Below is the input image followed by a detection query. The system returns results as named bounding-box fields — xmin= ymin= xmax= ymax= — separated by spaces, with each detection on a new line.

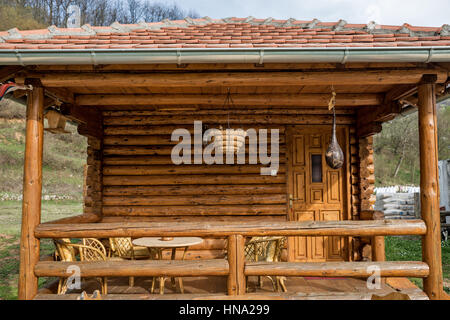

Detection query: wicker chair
xmin=244 ymin=236 xmax=287 ymax=292
xmin=108 ymin=237 xmax=152 ymax=287
xmin=53 ymin=238 xmax=109 ymax=295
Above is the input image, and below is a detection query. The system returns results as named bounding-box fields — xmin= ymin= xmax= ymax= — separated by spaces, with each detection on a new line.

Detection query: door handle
xmin=289 ymin=194 xmax=300 ymax=207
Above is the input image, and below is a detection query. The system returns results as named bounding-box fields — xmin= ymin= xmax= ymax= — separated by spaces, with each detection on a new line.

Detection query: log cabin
xmin=1 ymin=17 xmax=450 ymax=300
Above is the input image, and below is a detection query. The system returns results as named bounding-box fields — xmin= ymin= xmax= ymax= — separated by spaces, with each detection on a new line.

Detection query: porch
xmin=2 ymin=18 xmax=450 ymax=301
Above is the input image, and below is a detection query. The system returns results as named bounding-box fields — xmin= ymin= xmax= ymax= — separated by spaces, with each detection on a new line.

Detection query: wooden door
xmin=287 ymin=125 xmax=349 ymax=262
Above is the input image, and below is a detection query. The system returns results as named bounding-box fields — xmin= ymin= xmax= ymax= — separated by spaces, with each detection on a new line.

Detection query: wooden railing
xmin=34 ymin=219 xmax=430 ymax=298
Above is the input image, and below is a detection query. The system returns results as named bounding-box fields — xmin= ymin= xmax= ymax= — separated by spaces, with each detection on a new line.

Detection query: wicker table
xmin=132 ymin=237 xmax=203 ymax=294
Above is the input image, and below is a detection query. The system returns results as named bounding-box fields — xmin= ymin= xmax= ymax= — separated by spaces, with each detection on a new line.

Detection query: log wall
xmin=93 ymin=108 xmax=356 ymax=258
xmin=353 ymin=136 xmax=377 ymax=261
xmin=84 ymin=136 xmax=103 ymax=217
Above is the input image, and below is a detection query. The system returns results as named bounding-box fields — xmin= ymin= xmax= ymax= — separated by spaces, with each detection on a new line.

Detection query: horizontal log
xmin=104 ymin=125 xmax=286 ymax=136
xmin=100 ymin=215 xmax=287 ymax=223
xmin=103 ymin=184 xmax=286 ymax=196
xmin=103 ymin=145 xmax=286 ymax=156
xmin=35 ymin=220 xmax=427 ymax=238
xmin=245 ymin=261 xmax=429 ymax=278
xmin=78 ymin=93 xmax=380 ymax=107
xmin=27 ymin=69 xmax=448 ymax=87
xmin=34 ymin=259 xmax=229 ymax=277
xmin=159 ymin=249 xmax=226 ymax=260
xmin=103 ymin=165 xmax=286 ymax=176
xmin=102 ymin=109 xmax=356 ymax=116
xmin=102 ymin=194 xmax=286 ymax=206
xmin=32 ymin=290 xmax=429 ymax=300
xmin=102 ymin=155 xmax=286 ymax=165
xmin=102 ymin=205 xmax=287 ymax=216
xmin=103 ymin=135 xmax=285 ymax=146
xmin=186 ymin=238 xmax=227 ymax=250
xmin=103 ymin=174 xmax=286 ymax=186
xmin=102 ymin=114 xmax=355 ymax=126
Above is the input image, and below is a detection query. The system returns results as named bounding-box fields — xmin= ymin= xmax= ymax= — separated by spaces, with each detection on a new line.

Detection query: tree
xmin=0 ymin=5 xmax=45 ymax=31
xmin=373 ymin=101 xmax=450 ymax=186
xmin=0 ymin=0 xmax=201 ymax=30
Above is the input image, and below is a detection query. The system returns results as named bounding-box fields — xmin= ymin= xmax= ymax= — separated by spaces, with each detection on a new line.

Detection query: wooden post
xmin=418 ymin=75 xmax=447 ymax=300
xmin=227 ymin=235 xmax=246 ymax=295
xmin=18 ymin=82 xmax=44 ymax=300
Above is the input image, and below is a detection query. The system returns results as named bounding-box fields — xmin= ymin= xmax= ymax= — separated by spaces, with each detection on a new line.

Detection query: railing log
xmin=35 ymin=220 xmax=427 ymax=239
xmin=35 ymin=259 xmax=228 ymax=277
xmin=245 ymin=261 xmax=429 ymax=278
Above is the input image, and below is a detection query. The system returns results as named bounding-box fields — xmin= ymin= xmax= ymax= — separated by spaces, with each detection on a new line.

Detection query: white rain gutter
xmin=0 ymin=47 xmax=450 ymax=65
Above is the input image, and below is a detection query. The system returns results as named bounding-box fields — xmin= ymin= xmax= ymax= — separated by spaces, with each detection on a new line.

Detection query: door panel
xmin=292 ymin=211 xmax=314 ymax=260
xmin=287 ymin=126 xmax=349 ymax=262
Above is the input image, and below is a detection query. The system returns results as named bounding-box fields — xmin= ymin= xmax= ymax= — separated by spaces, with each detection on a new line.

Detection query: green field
xmin=0 ymin=200 xmax=81 ymax=300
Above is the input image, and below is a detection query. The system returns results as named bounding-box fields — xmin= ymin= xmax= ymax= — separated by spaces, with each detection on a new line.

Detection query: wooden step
xmin=35 ymin=259 xmax=229 ymax=278
xmin=33 ymin=290 xmax=429 ymax=300
xmin=35 ymin=219 xmax=426 ymax=238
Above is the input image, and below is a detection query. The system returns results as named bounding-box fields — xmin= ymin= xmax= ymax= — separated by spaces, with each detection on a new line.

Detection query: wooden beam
xmin=20 ymin=69 xmax=448 ymax=87
xmin=384 ymin=84 xmax=418 ymax=103
xmin=76 ymin=93 xmax=382 ymax=107
xmin=45 ymin=87 xmax=75 ymax=105
xmin=245 ymin=261 xmax=429 ymax=278
xmin=356 ymin=122 xmax=382 ymax=138
xmin=59 ymin=104 xmax=101 ymax=125
xmin=102 ymin=114 xmax=355 ymax=125
xmin=34 ymin=220 xmax=427 ymax=238
xmin=18 ymin=81 xmax=44 ymax=300
xmin=418 ymin=74 xmax=448 ymax=300
xmin=102 ymin=108 xmax=356 ymax=116
xmin=58 ymin=104 xmax=103 ymax=138
xmin=356 ymin=102 xmax=402 ymax=137
xmin=35 ymin=259 xmax=229 ymax=277
xmin=0 ymin=66 xmax=23 ymax=82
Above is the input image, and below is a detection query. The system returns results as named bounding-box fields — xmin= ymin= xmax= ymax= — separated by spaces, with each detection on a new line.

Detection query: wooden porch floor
xmin=35 ymin=276 xmax=428 ymax=300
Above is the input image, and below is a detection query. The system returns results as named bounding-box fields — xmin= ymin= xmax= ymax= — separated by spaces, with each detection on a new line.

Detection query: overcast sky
xmin=174 ymin=0 xmax=450 ymax=27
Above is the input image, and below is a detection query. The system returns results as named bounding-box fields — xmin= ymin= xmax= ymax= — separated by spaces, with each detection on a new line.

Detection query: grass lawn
xmin=385 ymin=235 xmax=450 ymax=293
xmin=0 ymin=200 xmax=449 ymax=299
xmin=0 ymin=200 xmax=81 ymax=300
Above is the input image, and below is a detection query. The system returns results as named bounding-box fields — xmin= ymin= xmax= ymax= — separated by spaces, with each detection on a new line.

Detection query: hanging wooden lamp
xmin=325 ymin=88 xmax=344 ymax=169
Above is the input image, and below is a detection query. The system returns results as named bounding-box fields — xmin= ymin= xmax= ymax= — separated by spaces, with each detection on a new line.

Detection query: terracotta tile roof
xmin=0 ymin=17 xmax=449 ymax=50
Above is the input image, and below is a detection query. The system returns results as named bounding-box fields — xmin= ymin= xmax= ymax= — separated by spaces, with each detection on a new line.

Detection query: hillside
xmin=0 ymin=99 xmax=87 ymax=201
xmin=374 ymin=102 xmax=450 ymax=187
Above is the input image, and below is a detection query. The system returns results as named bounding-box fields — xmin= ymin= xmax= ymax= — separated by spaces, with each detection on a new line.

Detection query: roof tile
xmin=0 ymin=18 xmax=448 ymax=50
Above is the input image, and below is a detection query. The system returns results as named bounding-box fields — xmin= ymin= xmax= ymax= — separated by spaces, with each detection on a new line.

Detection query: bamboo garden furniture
xmin=108 ymin=237 xmax=152 ymax=287
xmin=132 ymin=237 xmax=204 ymax=294
xmin=244 ymin=236 xmax=287 ymax=293
xmin=53 ymin=238 xmax=108 ymax=294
